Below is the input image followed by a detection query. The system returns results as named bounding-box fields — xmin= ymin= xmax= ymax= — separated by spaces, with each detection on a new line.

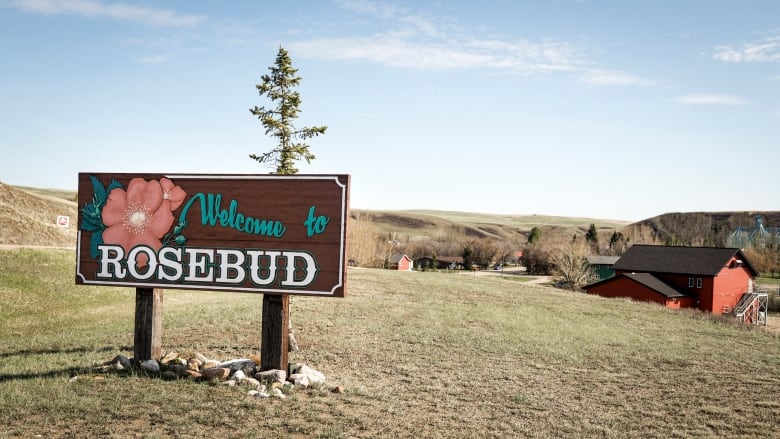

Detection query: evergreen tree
xmin=585 ymin=223 xmax=598 ymax=244
xmin=462 ymin=246 xmax=473 ymax=269
xmin=249 ymin=46 xmax=327 ymax=174
xmin=528 ymin=227 xmax=541 ymax=244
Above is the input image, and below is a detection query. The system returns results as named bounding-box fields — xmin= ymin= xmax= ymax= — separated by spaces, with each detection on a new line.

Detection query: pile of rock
xmin=96 ymin=352 xmax=343 ymax=398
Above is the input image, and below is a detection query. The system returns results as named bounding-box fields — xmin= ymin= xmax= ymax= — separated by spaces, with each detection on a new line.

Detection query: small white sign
xmin=56 ymin=215 xmax=70 ymax=228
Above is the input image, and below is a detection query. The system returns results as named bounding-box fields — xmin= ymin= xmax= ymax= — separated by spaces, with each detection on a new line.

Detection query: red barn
xmin=583 ymin=245 xmax=758 ymax=314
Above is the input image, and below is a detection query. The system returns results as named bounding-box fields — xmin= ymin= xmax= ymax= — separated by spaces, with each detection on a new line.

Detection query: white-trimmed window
xmin=696 ymin=277 xmax=702 ymax=288
xmin=689 ymin=277 xmax=694 ymax=288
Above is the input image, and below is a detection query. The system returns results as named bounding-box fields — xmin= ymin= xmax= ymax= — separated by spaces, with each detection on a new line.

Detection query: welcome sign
xmin=76 ymin=173 xmax=349 ymax=297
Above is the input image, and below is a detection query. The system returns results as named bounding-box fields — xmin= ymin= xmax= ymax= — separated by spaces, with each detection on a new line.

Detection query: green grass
xmin=1 ymin=248 xmax=779 ymax=438
xmin=757 ymin=276 xmax=780 ymax=286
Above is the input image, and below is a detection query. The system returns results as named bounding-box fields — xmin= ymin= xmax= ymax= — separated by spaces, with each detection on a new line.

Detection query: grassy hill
xmin=352 ymin=208 xmax=630 ymax=243
xmin=3 ymin=181 xmax=778 ymax=251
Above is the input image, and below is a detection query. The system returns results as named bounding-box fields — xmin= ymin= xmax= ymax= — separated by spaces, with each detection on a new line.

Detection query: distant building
xmin=389 ymin=254 xmax=413 ymax=271
xmin=415 ymin=256 xmax=464 ymax=270
xmin=586 ymin=255 xmax=620 ymax=280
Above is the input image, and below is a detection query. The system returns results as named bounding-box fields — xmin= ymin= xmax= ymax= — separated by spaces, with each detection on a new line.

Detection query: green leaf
xmin=89 ymin=230 xmax=104 ymax=259
xmin=89 ymin=175 xmax=107 ymax=204
xmin=107 ymin=179 xmax=123 ymax=194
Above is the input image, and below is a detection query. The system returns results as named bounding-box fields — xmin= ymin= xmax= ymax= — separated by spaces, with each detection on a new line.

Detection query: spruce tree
xmin=249 ymin=46 xmax=327 ymax=174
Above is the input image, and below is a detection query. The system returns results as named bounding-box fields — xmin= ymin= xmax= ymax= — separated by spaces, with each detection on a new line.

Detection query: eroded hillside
xmin=0 ymin=182 xmax=77 ymax=247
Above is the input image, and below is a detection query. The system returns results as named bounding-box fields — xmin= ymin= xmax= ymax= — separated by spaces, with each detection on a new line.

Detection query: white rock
xmin=243 ymin=377 xmax=261 ymax=387
xmin=232 ymin=370 xmax=246 ymax=383
xmin=223 ymin=379 xmax=236 ymax=387
xmin=297 ymin=364 xmax=325 ymax=385
xmin=271 ymin=388 xmax=286 ymax=399
xmin=289 ymin=373 xmax=310 ymax=388
xmin=247 ymin=390 xmax=259 ymax=397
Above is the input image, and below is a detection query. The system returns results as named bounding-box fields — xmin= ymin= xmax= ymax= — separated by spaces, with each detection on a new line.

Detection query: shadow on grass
xmin=0 ymin=366 xmax=91 ymax=382
xmin=0 ymin=345 xmax=132 ymax=359
xmin=0 ymin=345 xmax=133 ymax=382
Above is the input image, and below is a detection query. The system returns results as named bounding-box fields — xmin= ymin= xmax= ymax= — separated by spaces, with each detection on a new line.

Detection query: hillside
xmin=352 ymin=208 xmax=630 ymax=243
xmin=0 ymin=182 xmax=77 ymax=247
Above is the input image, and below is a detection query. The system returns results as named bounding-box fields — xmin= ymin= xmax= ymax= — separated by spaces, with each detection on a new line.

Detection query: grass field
xmin=1 ymin=248 xmax=779 ymax=438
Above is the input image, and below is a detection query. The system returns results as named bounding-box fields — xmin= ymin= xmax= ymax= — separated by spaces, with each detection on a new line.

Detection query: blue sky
xmin=1 ymin=0 xmax=778 ymax=221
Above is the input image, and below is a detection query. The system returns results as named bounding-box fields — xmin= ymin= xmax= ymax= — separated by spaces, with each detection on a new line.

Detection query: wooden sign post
xmin=76 ymin=174 xmax=349 ymax=366
xmin=134 ymin=288 xmax=163 ymax=361
xmin=261 ymin=295 xmax=289 ymax=370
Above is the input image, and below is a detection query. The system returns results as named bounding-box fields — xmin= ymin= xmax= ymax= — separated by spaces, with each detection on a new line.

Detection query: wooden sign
xmin=76 ymin=173 xmax=349 ymax=297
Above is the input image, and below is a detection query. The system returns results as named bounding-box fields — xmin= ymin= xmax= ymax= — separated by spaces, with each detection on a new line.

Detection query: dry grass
xmin=1 ymin=248 xmax=779 ymax=438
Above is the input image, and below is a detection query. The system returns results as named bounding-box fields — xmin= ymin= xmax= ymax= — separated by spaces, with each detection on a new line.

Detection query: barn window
xmin=696 ymin=278 xmax=702 ymax=288
xmin=688 ymin=277 xmax=694 ymax=288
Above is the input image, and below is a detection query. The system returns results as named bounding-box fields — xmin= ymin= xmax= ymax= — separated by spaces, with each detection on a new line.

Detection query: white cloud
xmin=139 ymin=54 xmax=169 ymax=64
xmin=674 ymin=94 xmax=750 ymax=106
xmin=581 ymin=69 xmax=658 ymax=86
xmin=292 ymin=1 xmax=584 ymax=74
xmin=289 ymin=35 xmax=583 ymax=74
xmin=8 ymin=0 xmax=204 ymax=27
xmin=294 ymin=0 xmax=658 ymax=83
xmin=713 ymin=35 xmax=780 ymax=63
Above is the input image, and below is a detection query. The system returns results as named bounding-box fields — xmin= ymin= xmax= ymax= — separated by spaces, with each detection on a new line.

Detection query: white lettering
xmin=215 ymin=249 xmax=245 ymax=284
xmin=158 ymin=247 xmax=183 ymax=281
xmin=184 ymin=248 xmax=214 ymax=282
xmin=127 ymin=246 xmax=156 ymax=280
xmin=97 ymin=244 xmax=125 ymax=278
xmin=248 ymin=250 xmax=280 ymax=286
xmin=281 ymin=251 xmax=317 ymax=287
xmin=92 ymin=246 xmax=321 ymax=290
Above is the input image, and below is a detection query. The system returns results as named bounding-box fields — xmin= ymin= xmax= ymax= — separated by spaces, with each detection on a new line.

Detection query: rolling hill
xmin=2 ymin=181 xmax=777 ymax=250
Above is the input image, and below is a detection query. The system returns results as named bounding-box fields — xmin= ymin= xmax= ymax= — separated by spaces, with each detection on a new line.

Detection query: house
xmin=415 ymin=256 xmax=464 ymax=271
xmin=388 ymin=253 xmax=414 ymax=271
xmin=586 ymin=255 xmax=620 ymax=280
xmin=583 ymin=245 xmax=758 ymax=314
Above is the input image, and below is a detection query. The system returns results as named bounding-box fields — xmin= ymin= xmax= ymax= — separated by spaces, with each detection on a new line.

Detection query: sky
xmin=1 ymin=0 xmax=779 ymax=222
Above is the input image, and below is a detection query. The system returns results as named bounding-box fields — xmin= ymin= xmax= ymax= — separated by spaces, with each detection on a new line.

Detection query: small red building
xmin=583 ymin=245 xmax=758 ymax=314
xmin=389 ymin=253 xmax=414 ymax=271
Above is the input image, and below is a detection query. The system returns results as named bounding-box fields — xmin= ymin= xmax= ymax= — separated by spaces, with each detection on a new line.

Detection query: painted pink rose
xmin=160 ymin=177 xmax=186 ymax=211
xmin=101 ymin=178 xmax=174 ymax=268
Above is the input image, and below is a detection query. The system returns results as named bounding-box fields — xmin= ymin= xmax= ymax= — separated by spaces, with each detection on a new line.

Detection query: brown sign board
xmin=75 ymin=173 xmax=349 ymax=297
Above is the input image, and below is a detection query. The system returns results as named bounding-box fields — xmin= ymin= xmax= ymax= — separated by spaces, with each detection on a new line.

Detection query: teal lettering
xmin=304 ymin=205 xmax=329 ymax=237
xmin=178 ymin=192 xmax=286 ymax=238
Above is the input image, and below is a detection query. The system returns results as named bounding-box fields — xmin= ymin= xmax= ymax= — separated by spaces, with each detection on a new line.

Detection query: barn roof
xmin=586 ymin=255 xmax=620 ymax=265
xmin=389 ymin=253 xmax=411 ymax=263
xmin=583 ymin=272 xmax=691 ymax=299
xmin=613 ymin=245 xmax=758 ymax=277
xmin=623 ymin=273 xmax=691 ymax=298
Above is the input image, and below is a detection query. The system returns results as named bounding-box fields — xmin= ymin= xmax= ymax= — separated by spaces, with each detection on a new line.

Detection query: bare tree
xmin=348 ymin=212 xmax=379 ymax=267
xmin=551 ymin=241 xmax=592 ymax=290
